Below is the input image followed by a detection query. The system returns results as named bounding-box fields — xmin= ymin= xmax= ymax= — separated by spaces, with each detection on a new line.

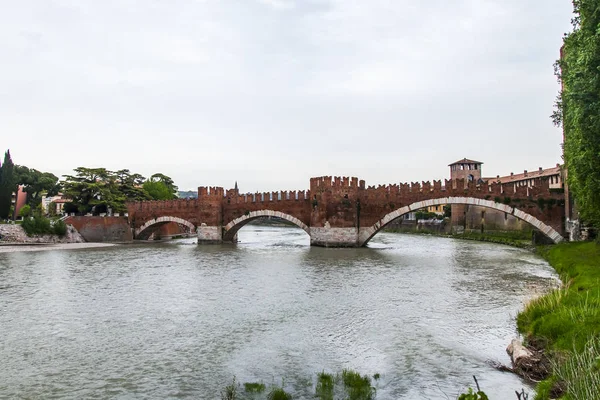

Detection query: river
xmin=0 ymin=226 xmax=558 ymax=399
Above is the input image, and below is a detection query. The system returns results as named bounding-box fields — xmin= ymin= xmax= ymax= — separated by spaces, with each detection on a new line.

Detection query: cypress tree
xmin=0 ymin=150 xmax=15 ymax=219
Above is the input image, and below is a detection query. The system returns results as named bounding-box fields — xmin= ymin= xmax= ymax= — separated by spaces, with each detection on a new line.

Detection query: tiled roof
xmin=485 ymin=165 xmax=562 ymax=184
xmin=448 ymin=158 xmax=483 ymax=166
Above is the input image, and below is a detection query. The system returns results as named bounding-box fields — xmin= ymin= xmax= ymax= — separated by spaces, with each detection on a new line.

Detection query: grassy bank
xmin=383 ymin=228 xmax=534 ymax=248
xmin=517 ymin=242 xmax=600 ymax=399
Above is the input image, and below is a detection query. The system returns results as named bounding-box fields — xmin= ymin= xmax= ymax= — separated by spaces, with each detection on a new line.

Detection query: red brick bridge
xmin=126 ymin=176 xmax=566 ymax=246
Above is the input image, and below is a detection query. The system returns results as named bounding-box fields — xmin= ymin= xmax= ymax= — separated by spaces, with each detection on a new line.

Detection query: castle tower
xmin=449 ymin=158 xmax=483 ymax=183
xmin=449 ymin=158 xmax=483 ymax=233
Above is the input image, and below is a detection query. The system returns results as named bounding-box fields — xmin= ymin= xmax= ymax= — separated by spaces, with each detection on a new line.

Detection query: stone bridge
xmin=126 ymin=176 xmax=566 ymax=247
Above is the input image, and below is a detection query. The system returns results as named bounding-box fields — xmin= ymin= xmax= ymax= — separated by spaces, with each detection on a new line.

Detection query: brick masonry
xmin=66 ymin=216 xmax=133 ymax=243
xmin=126 ymin=176 xmax=566 ymax=246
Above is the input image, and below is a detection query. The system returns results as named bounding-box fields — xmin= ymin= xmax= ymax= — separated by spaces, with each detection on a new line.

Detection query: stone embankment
xmin=0 ymin=224 xmax=85 ymax=244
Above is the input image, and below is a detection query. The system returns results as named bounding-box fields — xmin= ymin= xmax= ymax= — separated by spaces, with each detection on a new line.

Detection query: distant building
xmin=449 ymin=158 xmax=483 ymax=183
xmin=42 ymin=194 xmax=69 ymax=215
xmin=449 ymin=158 xmax=564 ymax=234
xmin=11 ymin=186 xmax=27 ymax=219
xmin=486 ymin=164 xmax=563 ymax=191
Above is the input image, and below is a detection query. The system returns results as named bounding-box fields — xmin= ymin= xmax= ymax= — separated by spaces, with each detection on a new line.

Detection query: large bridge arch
xmin=358 ymin=197 xmax=564 ymax=246
xmin=135 ymin=216 xmax=196 ymax=240
xmin=223 ymin=210 xmax=310 ymax=242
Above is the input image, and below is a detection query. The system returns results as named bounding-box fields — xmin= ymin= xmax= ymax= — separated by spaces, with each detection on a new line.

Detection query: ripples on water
xmin=0 ymin=227 xmax=557 ymax=399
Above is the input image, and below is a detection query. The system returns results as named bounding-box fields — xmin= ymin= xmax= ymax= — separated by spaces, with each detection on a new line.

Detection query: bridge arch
xmin=135 ymin=216 xmax=196 ymax=240
xmin=358 ymin=197 xmax=564 ymax=246
xmin=223 ymin=210 xmax=310 ymax=241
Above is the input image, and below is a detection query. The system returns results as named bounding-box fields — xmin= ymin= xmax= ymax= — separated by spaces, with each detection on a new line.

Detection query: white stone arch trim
xmin=135 ymin=216 xmax=196 ymax=237
xmin=224 ymin=210 xmax=310 ymax=235
xmin=358 ymin=197 xmax=564 ymax=246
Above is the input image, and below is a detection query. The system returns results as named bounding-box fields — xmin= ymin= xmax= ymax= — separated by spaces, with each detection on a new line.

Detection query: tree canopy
xmin=142 ymin=173 xmax=179 ymax=200
xmin=14 ymin=165 xmax=61 ymax=208
xmin=62 ymin=168 xmax=178 ymax=214
xmin=555 ymin=0 xmax=600 ymax=226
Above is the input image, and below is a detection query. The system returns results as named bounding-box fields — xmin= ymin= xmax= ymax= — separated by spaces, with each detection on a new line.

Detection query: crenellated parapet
xmin=198 ymin=186 xmax=225 ymax=197
xmin=127 ymin=174 xmax=566 ymax=245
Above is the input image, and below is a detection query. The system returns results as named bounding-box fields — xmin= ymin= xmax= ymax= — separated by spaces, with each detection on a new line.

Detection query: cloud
xmin=0 ymin=0 xmax=573 ymax=191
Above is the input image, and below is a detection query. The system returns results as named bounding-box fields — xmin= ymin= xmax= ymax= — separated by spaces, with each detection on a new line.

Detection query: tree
xmin=554 ymin=1 xmax=600 ymax=226
xmin=62 ymin=167 xmax=126 ymax=214
xmin=19 ymin=204 xmax=31 ymax=218
xmin=14 ymin=165 xmax=61 ymax=208
xmin=115 ymin=169 xmax=151 ymax=202
xmin=143 ymin=173 xmax=178 ymax=200
xmin=61 ymin=167 xmax=179 ymax=214
xmin=0 ymin=150 xmax=15 ymax=219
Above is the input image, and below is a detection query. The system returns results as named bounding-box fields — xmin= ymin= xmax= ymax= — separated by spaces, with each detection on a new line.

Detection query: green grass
xmin=244 ymin=382 xmax=266 ymax=393
xmin=266 ymin=386 xmax=292 ymax=400
xmin=384 ymin=228 xmax=534 ymax=248
xmin=315 ymin=371 xmax=334 ymax=400
xmin=517 ymin=242 xmax=600 ymax=399
xmin=341 ymin=369 xmax=375 ymax=400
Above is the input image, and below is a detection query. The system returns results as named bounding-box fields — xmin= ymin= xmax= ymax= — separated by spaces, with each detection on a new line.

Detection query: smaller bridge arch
xmin=358 ymin=197 xmax=564 ymax=246
xmin=135 ymin=216 xmax=196 ymax=240
xmin=223 ymin=210 xmax=310 ymax=242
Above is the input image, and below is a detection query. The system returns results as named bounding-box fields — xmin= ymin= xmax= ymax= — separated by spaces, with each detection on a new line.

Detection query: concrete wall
xmin=65 ymin=216 xmax=133 ymax=243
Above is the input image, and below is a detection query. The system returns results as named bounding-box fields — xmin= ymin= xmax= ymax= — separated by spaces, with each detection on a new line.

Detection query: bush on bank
xmin=21 ymin=215 xmax=67 ymax=237
xmin=517 ymin=242 xmax=600 ymax=399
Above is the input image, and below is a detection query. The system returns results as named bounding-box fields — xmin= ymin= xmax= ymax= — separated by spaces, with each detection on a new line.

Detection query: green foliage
xmin=554 ymin=1 xmax=600 ymax=227
xmin=143 ymin=180 xmax=175 ymax=200
xmin=0 ymin=150 xmax=15 ymax=219
xmin=21 ymin=215 xmax=52 ymax=236
xmin=458 ymin=377 xmax=489 ymax=400
xmin=518 ymin=242 xmax=600 ymax=399
xmin=13 ymin=165 xmax=60 ymax=208
xmin=244 ymin=382 xmax=266 ymax=393
xmin=221 ymin=376 xmax=239 ymax=400
xmin=62 ymin=168 xmax=175 ymax=214
xmin=145 ymin=173 xmax=178 ymax=200
xmin=554 ymin=336 xmax=600 ymax=400
xmin=341 ymin=369 xmax=375 ymax=400
xmin=443 ymin=205 xmax=452 ymax=218
xmin=457 ymin=387 xmax=489 ymax=400
xmin=315 ymin=371 xmax=334 ymax=400
xmin=267 ymin=386 xmax=292 ymax=400
xmin=19 ymin=204 xmax=31 ymax=218
xmin=53 ymin=219 xmax=67 ymax=236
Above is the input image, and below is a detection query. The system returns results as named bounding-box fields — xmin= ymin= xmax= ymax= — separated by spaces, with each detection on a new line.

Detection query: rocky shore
xmin=0 ymin=224 xmax=85 ymax=244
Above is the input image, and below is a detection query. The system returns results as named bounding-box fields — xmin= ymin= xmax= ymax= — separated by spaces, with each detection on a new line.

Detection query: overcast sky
xmin=1 ymin=0 xmax=573 ymax=191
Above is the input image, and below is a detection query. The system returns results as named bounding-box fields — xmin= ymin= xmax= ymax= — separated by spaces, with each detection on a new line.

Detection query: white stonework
xmin=358 ymin=196 xmax=563 ymax=246
xmin=310 ymin=227 xmax=358 ymax=247
xmin=197 ymin=226 xmax=223 ymax=243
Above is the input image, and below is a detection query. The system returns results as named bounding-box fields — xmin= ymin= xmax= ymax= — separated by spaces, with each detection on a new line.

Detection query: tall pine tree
xmin=0 ymin=150 xmax=15 ymax=219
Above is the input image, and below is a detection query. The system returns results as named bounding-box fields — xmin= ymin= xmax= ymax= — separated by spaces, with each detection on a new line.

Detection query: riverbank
xmin=0 ymin=223 xmax=85 ymax=244
xmin=0 ymin=242 xmax=118 ymax=253
xmin=384 ymin=228 xmax=534 ymax=249
xmin=517 ymin=242 xmax=600 ymax=399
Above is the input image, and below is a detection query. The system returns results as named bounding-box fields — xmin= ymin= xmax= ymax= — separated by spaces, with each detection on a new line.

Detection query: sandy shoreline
xmin=0 ymin=242 xmax=119 ymax=253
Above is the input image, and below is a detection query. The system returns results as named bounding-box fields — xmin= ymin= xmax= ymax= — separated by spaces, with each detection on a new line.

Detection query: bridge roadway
xmin=126 ymin=176 xmax=566 ymax=247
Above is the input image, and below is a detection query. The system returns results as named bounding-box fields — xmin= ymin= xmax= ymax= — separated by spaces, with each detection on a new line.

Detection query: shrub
xmin=19 ymin=204 xmax=31 ymax=218
xmin=21 ymin=215 xmax=52 ymax=236
xmin=53 ymin=219 xmax=67 ymax=236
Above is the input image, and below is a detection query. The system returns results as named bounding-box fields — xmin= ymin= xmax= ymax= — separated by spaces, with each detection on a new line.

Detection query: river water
xmin=0 ymin=226 xmax=557 ymax=399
